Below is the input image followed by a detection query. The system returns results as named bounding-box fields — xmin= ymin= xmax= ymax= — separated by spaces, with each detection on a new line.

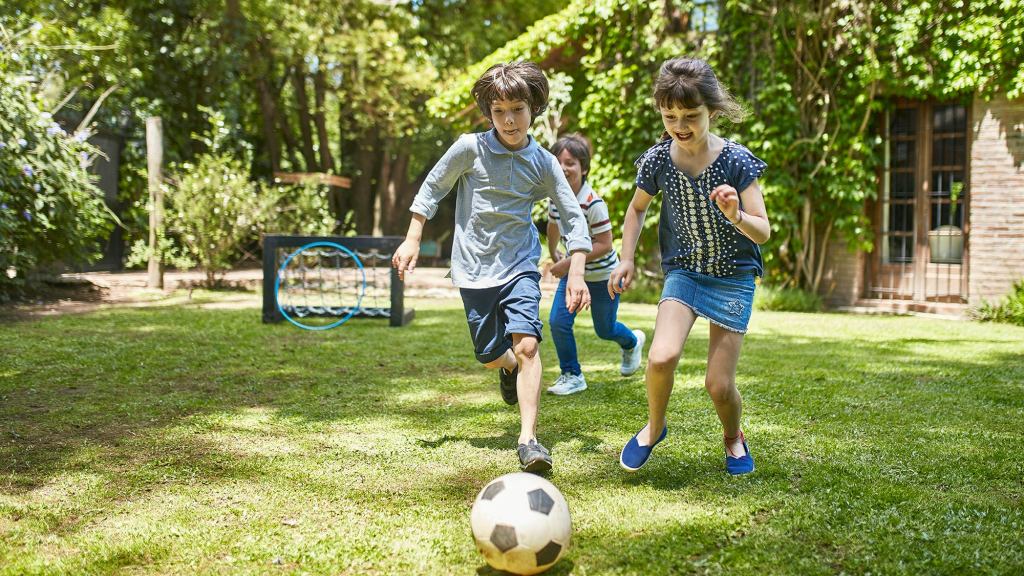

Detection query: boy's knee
xmin=482 ymin=357 xmax=504 ymax=369
xmin=593 ymin=324 xmax=615 ymax=340
xmin=513 ymin=337 xmax=539 ymax=360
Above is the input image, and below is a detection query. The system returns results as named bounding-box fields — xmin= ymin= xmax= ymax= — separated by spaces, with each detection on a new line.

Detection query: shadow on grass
xmin=477 ymin=559 xmax=576 ymax=575
xmin=2 ymin=305 xmax=1021 ymax=492
xmin=2 ymin=305 xmax=1023 ymax=572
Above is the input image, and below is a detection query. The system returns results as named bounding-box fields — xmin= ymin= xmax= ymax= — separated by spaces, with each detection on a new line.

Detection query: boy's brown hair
xmin=550 ymin=134 xmax=592 ymax=184
xmin=472 ymin=61 xmax=549 ymax=122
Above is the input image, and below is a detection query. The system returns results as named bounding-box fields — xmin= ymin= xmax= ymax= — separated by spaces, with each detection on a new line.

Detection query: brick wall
xmin=821 ymin=235 xmax=862 ymax=307
xmin=968 ymin=95 xmax=1024 ymax=305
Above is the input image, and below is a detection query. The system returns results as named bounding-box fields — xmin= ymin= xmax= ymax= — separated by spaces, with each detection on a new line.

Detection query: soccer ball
xmin=470 ymin=472 xmax=572 ymax=575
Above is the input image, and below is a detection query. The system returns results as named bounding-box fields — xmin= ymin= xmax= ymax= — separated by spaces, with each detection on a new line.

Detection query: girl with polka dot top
xmin=610 ymin=57 xmax=770 ymax=476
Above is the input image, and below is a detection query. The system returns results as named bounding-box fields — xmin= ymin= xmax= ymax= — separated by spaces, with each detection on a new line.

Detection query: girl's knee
xmin=647 ymin=347 xmax=680 ymax=372
xmin=704 ymin=377 xmax=738 ymax=403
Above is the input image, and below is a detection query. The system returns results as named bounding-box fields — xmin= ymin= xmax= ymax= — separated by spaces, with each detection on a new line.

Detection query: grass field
xmin=2 ymin=291 xmax=1022 ymax=575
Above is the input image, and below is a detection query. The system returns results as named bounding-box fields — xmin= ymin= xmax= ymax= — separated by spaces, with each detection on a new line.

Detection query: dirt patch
xmin=0 ymin=269 xmax=264 ymax=320
xmin=0 ymin=267 xmax=460 ymax=320
xmin=0 ymin=277 xmax=111 ymax=320
xmin=1 ymin=266 xmax=560 ymax=320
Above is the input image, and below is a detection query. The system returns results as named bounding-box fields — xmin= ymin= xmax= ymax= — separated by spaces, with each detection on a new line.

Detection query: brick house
xmin=821 ymin=95 xmax=1024 ymax=316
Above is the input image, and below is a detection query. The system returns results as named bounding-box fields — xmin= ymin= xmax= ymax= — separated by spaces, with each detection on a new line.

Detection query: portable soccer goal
xmin=262 ymin=235 xmax=414 ymax=328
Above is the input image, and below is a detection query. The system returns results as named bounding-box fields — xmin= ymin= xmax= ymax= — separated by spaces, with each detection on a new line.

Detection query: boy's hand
xmin=608 ymin=260 xmax=635 ymax=300
xmin=566 ymin=274 xmax=590 ymax=313
xmin=549 ymin=258 xmax=571 ymax=278
xmin=391 ymin=239 xmax=420 ymax=280
xmin=709 ymin=184 xmax=740 ymax=223
xmin=565 ymin=251 xmax=591 ymax=313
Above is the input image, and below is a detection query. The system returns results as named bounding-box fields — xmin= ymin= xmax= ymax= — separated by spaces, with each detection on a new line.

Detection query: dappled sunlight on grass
xmin=1 ymin=296 xmax=1022 ymax=574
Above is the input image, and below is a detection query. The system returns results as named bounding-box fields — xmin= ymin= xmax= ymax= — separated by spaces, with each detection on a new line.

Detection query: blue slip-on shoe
xmin=725 ymin=432 xmax=755 ymax=475
xmin=619 ymin=424 xmax=667 ymax=472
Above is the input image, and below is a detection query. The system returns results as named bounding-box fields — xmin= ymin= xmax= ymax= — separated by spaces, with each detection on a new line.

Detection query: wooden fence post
xmin=146 ymin=117 xmax=164 ymax=289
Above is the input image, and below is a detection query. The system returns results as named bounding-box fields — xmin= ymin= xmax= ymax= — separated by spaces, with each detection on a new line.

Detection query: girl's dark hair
xmin=550 ymin=133 xmax=592 ymax=183
xmin=472 ymin=61 xmax=549 ymax=122
xmin=653 ymin=57 xmax=745 ymax=123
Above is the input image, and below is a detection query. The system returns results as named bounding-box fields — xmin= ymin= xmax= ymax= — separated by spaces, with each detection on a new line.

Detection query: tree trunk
xmin=380 ymin=150 xmax=413 ymax=235
xmin=313 ymin=68 xmax=335 ymax=174
xmin=291 ymin=65 xmax=318 ymax=170
xmin=375 ymin=143 xmax=393 ymax=236
xmin=276 ymin=102 xmax=301 ymax=170
xmin=257 ymin=77 xmax=281 ymax=173
xmin=351 ymin=128 xmax=380 ymax=235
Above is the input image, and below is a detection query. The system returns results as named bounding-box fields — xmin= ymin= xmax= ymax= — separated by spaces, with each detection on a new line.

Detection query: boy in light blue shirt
xmin=392 ymin=61 xmax=592 ymax=472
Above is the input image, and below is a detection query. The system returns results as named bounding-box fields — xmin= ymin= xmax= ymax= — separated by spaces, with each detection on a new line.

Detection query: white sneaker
xmin=620 ymin=329 xmax=646 ymax=376
xmin=547 ymin=372 xmax=587 ymax=395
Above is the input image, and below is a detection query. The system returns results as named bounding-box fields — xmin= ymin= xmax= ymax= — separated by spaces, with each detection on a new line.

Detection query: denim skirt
xmin=660 ymin=269 xmax=756 ymax=333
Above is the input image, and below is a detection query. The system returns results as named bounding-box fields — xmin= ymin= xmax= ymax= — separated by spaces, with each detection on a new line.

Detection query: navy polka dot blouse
xmin=635 ymin=138 xmax=767 ymax=278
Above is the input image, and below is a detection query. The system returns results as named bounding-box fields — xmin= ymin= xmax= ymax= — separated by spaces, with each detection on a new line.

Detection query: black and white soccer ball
xmin=470 ymin=472 xmax=572 ymax=575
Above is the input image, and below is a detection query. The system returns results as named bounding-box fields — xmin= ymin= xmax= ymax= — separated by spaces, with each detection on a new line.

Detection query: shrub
xmin=972 ymin=280 xmax=1024 ymax=326
xmin=754 ymin=285 xmax=824 ymax=313
xmin=263 ymin=180 xmax=336 ymax=237
xmin=144 ymin=152 xmax=276 ymax=286
xmin=127 ymin=108 xmax=334 ymax=286
xmin=0 ymin=28 xmax=112 ymax=298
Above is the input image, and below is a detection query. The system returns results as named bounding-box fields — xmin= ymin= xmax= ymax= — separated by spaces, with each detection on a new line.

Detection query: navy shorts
xmin=459 ymin=272 xmax=543 ymax=364
xmin=660 ymin=269 xmax=756 ymax=333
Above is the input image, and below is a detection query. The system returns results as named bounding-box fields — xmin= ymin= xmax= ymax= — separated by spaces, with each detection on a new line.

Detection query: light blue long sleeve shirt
xmin=410 ymin=130 xmax=592 ymax=288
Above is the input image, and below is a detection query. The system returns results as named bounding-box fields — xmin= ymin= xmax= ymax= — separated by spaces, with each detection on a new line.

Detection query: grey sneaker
xmin=517 ymin=439 xmax=552 ymax=473
xmin=621 ymin=329 xmax=646 ymax=376
xmin=547 ymin=372 xmax=587 ymax=395
xmin=499 ymin=364 xmax=518 ymax=405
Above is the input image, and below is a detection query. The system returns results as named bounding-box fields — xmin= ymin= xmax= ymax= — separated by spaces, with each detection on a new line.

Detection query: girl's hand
xmin=391 ymin=239 xmax=420 ymax=280
xmin=709 ymin=184 xmax=741 ymax=224
xmin=607 ymin=260 xmax=635 ymax=299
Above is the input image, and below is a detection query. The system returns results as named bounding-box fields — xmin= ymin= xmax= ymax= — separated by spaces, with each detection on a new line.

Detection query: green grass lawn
xmin=2 ymin=292 xmax=1022 ymax=575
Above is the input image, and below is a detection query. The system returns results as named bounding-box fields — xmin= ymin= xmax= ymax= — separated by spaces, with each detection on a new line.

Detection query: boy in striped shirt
xmin=546 ymin=134 xmax=646 ymax=395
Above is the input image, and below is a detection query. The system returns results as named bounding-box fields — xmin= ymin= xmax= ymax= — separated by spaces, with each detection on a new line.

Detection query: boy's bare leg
xmin=511 ymin=334 xmax=541 ymax=444
xmin=482 ymin=350 xmax=517 ymax=382
xmin=484 ymin=348 xmax=517 ymax=371
xmin=706 ymin=324 xmax=745 ymax=457
xmin=639 ymin=301 xmax=697 ymax=445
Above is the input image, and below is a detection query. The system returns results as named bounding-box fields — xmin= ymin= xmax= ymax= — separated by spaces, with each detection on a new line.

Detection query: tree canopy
xmin=2 ymin=0 xmax=1021 ymax=291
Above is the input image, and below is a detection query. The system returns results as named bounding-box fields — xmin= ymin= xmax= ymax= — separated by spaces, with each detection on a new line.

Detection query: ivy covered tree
xmin=429 ymin=0 xmax=701 ymax=269
xmin=715 ymin=0 xmax=1024 ymax=291
xmin=431 ymin=0 xmax=1024 ymax=292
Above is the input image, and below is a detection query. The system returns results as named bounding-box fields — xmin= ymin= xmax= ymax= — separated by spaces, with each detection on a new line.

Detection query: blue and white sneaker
xmin=547 ymin=372 xmax=587 ymax=395
xmin=725 ymin=431 xmax=755 ymax=475
xmin=620 ymin=329 xmax=646 ymax=376
xmin=619 ymin=423 xmax=667 ymax=472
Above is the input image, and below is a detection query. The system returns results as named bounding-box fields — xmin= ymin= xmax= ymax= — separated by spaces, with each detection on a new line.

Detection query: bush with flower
xmin=0 ymin=24 xmax=113 ymax=297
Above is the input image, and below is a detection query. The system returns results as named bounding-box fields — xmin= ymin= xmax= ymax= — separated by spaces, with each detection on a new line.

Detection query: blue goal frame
xmin=262 ymin=235 xmax=414 ymax=327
